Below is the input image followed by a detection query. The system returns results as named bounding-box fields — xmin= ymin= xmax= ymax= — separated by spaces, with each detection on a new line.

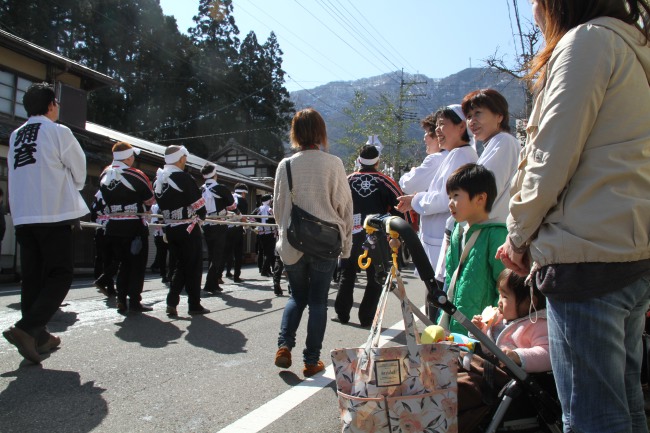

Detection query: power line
xmin=315 ymin=0 xmax=402 ymax=84
xmin=340 ymin=0 xmax=418 ymax=73
xmin=157 ymin=125 xmax=277 ymax=142
xmin=293 ymin=0 xmax=400 ymax=85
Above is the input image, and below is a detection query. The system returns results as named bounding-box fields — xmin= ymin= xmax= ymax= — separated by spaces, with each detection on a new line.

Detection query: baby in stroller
xmin=458 ymin=268 xmax=551 ymax=433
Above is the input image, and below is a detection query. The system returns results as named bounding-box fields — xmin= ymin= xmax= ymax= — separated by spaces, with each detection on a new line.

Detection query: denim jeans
xmin=278 ymin=254 xmax=337 ymax=365
xmin=547 ymin=277 xmax=650 ymax=433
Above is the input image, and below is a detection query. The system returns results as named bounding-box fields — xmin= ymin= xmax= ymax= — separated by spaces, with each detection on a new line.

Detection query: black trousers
xmin=257 ymin=233 xmax=276 ymax=275
xmin=223 ymin=226 xmax=244 ymax=278
xmin=334 ymin=232 xmax=382 ymax=326
xmin=106 ymin=234 xmax=148 ymax=304
xmin=152 ymin=234 xmax=169 ymax=278
xmin=203 ymin=224 xmax=227 ymax=290
xmin=15 ymin=224 xmax=74 ymax=338
xmin=166 ymin=225 xmax=203 ymax=309
xmin=94 ymin=229 xmax=118 ymax=288
xmin=272 ymin=251 xmax=284 ymax=285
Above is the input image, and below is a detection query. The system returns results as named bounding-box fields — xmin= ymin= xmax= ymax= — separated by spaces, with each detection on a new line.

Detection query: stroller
xmin=359 ymin=214 xmax=562 ymax=433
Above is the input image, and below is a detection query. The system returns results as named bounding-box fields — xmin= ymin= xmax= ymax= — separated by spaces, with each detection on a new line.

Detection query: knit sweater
xmin=274 ymin=149 xmax=354 ymax=265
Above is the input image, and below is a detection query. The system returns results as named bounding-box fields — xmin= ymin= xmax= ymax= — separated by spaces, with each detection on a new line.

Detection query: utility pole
xmin=395 ymin=69 xmax=427 ymax=178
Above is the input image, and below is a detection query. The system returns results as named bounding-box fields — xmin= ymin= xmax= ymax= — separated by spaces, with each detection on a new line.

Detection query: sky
xmin=158 ymin=0 xmax=536 ymax=93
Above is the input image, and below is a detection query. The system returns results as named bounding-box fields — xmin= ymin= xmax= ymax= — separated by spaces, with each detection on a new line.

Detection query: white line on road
xmin=215 ymin=317 xmax=411 ymax=433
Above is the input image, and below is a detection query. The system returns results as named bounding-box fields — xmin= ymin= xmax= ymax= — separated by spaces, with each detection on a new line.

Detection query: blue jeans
xmin=278 ymin=254 xmax=337 ymax=365
xmin=547 ymin=277 xmax=650 ymax=433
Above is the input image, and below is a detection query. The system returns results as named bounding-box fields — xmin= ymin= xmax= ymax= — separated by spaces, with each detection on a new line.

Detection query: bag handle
xmin=438 ymin=228 xmax=481 ymax=330
xmin=358 ymin=271 xmax=420 ymax=370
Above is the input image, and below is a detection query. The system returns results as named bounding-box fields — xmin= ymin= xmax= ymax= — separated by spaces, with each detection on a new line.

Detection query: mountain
xmin=289 ymin=68 xmax=528 ymax=161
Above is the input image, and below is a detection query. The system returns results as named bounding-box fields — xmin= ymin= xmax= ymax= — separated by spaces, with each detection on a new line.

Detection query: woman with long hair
xmin=497 ymin=1 xmax=650 ymax=431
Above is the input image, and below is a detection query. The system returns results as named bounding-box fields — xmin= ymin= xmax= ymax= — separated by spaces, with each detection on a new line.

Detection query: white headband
xmin=202 ymin=166 xmax=217 ymax=179
xmin=448 ymin=104 xmax=466 ymax=122
xmin=234 ymin=188 xmax=247 ymax=193
xmin=113 ymin=147 xmax=140 ymax=161
xmin=357 ymin=156 xmax=379 ymax=166
xmin=164 ymin=146 xmax=189 ymax=164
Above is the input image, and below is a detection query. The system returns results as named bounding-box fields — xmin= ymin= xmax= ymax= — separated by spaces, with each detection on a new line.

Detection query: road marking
xmin=215 ymin=317 xmax=411 ymax=433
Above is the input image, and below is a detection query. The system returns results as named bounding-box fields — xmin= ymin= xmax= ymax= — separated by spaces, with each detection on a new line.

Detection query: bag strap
xmin=438 ymin=228 xmax=481 ymax=330
xmin=285 ymin=160 xmax=295 ymax=203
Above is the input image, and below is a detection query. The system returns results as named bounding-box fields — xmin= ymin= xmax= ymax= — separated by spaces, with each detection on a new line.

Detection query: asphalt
xmin=0 ymin=262 xmax=432 ymax=433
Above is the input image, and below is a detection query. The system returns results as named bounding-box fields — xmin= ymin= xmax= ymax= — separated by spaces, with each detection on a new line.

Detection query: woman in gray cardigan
xmin=273 ymin=108 xmax=353 ymax=377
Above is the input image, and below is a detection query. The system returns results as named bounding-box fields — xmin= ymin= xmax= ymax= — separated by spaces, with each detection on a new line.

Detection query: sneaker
xmin=166 ymin=306 xmax=178 ymax=317
xmin=3 ymin=326 xmax=41 ymax=364
xmin=36 ymin=334 xmax=61 ymax=354
xmin=275 ymin=346 xmax=292 ymax=368
xmin=273 ymin=283 xmax=283 ymax=296
xmin=303 ymin=360 xmax=325 ymax=377
xmin=188 ymin=306 xmax=210 ymax=315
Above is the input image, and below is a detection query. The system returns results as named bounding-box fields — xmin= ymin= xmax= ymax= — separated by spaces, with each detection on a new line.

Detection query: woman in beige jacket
xmin=273 ymin=108 xmax=353 ymax=378
xmin=496 ymin=1 xmax=650 ymax=432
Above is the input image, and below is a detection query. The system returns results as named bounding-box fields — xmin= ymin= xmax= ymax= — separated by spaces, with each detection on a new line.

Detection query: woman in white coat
xmin=461 ymin=89 xmax=520 ymax=222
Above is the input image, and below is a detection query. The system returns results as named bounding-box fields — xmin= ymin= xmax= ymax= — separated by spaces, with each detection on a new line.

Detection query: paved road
xmin=0 ymin=263 xmax=430 ymax=433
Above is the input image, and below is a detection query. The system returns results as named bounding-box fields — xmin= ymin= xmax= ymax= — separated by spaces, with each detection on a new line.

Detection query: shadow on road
xmin=185 ymin=315 xmax=247 ymax=354
xmin=218 ymin=292 xmax=273 ymax=313
xmin=114 ymin=313 xmax=184 ymax=348
xmin=0 ymin=366 xmax=107 ymax=433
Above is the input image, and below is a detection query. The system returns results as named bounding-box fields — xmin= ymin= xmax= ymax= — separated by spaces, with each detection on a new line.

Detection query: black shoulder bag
xmin=285 ymin=160 xmax=342 ymax=259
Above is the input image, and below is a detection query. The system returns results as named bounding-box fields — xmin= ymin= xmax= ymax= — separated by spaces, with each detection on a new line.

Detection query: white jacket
xmin=8 ymin=116 xmax=88 ymax=225
xmin=477 ymin=131 xmax=520 ymax=222
xmin=412 ymin=145 xmax=478 ymax=265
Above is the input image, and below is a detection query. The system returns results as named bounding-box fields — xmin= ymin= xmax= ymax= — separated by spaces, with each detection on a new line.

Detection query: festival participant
xmin=150 ymin=202 xmax=170 ymax=283
xmin=497 ymin=1 xmax=650 ymax=431
xmin=333 ymin=144 xmax=404 ymax=327
xmin=154 ymin=145 xmax=209 ymax=317
xmin=252 ymin=194 xmax=276 ymax=279
xmin=91 ymin=190 xmax=116 ymax=296
xmin=223 ymin=183 xmax=249 ymax=283
xmin=200 ymin=162 xmax=235 ymax=294
xmin=99 ymin=142 xmax=155 ymax=313
xmin=4 ymin=82 xmax=88 ymax=363
xmin=273 ymin=108 xmax=353 ymax=377
xmin=461 ymin=88 xmax=520 ymax=222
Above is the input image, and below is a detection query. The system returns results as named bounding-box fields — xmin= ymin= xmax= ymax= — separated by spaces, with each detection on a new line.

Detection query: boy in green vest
xmin=439 ymin=163 xmax=506 ymax=335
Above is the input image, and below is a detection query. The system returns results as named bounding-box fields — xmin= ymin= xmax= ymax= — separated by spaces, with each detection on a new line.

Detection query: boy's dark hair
xmin=446 ymin=163 xmax=497 ymax=212
xmin=23 ymin=82 xmax=56 ymax=117
xmin=497 ymin=268 xmax=546 ymax=310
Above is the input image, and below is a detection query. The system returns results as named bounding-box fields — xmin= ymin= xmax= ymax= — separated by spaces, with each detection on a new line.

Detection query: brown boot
xmin=303 ymin=360 xmax=325 ymax=377
xmin=274 ymin=346 xmax=292 ymax=368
